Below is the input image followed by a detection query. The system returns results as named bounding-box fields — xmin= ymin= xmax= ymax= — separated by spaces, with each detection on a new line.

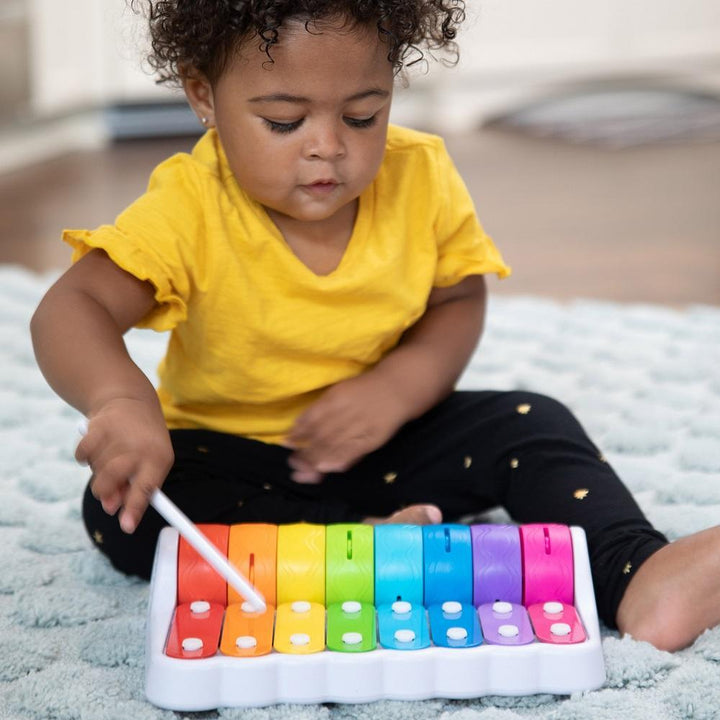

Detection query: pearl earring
xmin=200 ymin=117 xmax=209 ymax=126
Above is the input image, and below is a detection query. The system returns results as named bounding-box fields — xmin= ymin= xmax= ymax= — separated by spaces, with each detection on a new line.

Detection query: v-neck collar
xmin=214 ymin=135 xmax=374 ymax=281
xmin=235 ymin=188 xmax=374 ymax=283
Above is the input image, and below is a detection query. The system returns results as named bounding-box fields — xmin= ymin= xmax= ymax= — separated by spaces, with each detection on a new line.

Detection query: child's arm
xmin=286 ymin=274 xmax=487 ymax=482
xmin=30 ymin=249 xmax=173 ymax=533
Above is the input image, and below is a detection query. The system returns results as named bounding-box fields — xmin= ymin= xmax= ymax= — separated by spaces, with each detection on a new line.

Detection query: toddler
xmin=31 ymin=0 xmax=720 ymax=652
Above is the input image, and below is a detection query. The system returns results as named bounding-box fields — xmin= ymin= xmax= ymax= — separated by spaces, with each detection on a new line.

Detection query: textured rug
xmin=489 ymin=88 xmax=720 ymax=148
xmin=1 ymin=266 xmax=719 ymax=720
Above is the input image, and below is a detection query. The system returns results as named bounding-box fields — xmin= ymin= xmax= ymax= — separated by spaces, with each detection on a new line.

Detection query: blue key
xmin=423 ymin=525 xmax=473 ymax=606
xmin=428 ymin=601 xmax=483 ymax=648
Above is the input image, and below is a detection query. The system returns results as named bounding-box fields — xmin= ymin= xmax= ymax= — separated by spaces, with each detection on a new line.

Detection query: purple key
xmin=471 ymin=525 xmax=522 ymax=606
xmin=477 ymin=602 xmax=534 ymax=646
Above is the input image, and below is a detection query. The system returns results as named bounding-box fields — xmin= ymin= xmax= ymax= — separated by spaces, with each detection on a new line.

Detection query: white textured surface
xmin=1 ymin=266 xmax=719 ymax=719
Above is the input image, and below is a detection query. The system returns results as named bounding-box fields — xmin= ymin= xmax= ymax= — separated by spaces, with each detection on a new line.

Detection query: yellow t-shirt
xmin=64 ymin=125 xmax=510 ymax=443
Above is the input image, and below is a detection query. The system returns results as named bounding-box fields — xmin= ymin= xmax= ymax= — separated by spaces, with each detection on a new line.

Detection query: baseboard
xmin=0 ymin=102 xmax=202 ymax=176
xmin=0 ymin=111 xmax=107 ymax=175
xmin=103 ymin=101 xmax=202 ymax=140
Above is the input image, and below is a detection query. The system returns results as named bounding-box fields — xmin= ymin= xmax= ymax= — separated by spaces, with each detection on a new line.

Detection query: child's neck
xmin=266 ymin=199 xmax=358 ymax=276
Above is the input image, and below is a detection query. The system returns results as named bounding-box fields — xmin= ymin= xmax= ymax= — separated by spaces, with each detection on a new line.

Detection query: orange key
xmin=177 ymin=524 xmax=230 ymax=605
xmin=227 ymin=524 xmax=277 ymax=607
xmin=220 ymin=602 xmax=275 ymax=657
xmin=165 ymin=601 xmax=225 ymax=659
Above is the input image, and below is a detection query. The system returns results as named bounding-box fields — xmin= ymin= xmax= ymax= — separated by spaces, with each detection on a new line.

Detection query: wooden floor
xmin=1 ymin=127 xmax=718 ymax=306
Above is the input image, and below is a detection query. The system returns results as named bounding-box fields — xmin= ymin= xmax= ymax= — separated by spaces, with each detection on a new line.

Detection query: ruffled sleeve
xmin=431 ymin=139 xmax=511 ymax=287
xmin=63 ymin=152 xmax=204 ymax=332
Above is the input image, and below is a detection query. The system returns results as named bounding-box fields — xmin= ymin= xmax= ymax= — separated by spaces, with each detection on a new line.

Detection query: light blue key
xmin=377 ymin=601 xmax=430 ymax=650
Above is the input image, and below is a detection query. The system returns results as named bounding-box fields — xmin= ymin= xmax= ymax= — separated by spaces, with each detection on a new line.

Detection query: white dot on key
xmin=442 ymin=601 xmax=462 ymax=615
xmin=342 ymin=632 xmax=363 ymax=645
xmin=391 ymin=600 xmax=412 ymax=614
xmin=492 ymin=601 xmax=513 ymax=615
xmin=342 ymin=601 xmax=362 ymax=614
xmin=236 ymin=635 xmax=257 ymax=649
xmin=241 ymin=601 xmax=258 ymax=613
xmin=182 ymin=637 xmax=203 ymax=652
xmin=290 ymin=633 xmax=310 ymax=646
xmin=498 ymin=624 xmax=519 ymax=638
xmin=550 ymin=622 xmax=572 ymax=637
xmin=190 ymin=601 xmax=211 ymax=614
xmin=446 ymin=626 xmax=467 ymax=641
xmin=291 ymin=601 xmax=311 ymax=613
xmin=543 ymin=601 xmax=564 ymax=615
xmin=394 ymin=629 xmax=415 ymax=643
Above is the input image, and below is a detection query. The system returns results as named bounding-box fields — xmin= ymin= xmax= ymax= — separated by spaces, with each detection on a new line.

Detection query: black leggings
xmin=82 ymin=390 xmax=667 ymax=628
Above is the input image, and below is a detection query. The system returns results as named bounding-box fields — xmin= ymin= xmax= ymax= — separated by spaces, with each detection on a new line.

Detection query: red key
xmin=165 ymin=601 xmax=225 ymax=658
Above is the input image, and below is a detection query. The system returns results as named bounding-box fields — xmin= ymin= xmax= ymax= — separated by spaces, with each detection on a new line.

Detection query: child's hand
xmin=75 ymin=398 xmax=174 ymax=533
xmin=285 ymin=374 xmax=407 ymax=483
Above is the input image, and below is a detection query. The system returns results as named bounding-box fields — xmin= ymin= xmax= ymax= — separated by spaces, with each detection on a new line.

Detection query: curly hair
xmin=129 ymin=0 xmax=466 ymax=85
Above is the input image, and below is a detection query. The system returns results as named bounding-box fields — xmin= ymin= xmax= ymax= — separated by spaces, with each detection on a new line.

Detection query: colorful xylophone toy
xmin=145 ymin=522 xmax=606 ymax=710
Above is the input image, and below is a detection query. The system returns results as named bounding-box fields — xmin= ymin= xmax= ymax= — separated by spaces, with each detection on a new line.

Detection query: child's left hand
xmin=285 ymin=277 xmax=489 ymax=483
xmin=285 ymin=373 xmax=407 ymax=484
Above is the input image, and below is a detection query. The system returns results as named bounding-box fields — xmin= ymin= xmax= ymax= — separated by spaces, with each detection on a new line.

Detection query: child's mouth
xmin=302 ymin=180 xmax=339 ymax=195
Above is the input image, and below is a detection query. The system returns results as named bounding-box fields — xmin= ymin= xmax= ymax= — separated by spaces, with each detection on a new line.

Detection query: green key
xmin=326 ymin=601 xmax=377 ymax=652
xmin=325 ymin=524 xmax=374 ymax=605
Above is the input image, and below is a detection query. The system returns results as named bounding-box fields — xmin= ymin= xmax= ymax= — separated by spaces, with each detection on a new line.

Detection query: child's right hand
xmin=75 ymin=397 xmax=174 ymax=534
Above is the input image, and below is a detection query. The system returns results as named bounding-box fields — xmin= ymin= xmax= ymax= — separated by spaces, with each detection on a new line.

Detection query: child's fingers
xmin=291 ymin=445 xmax=354 ymax=476
xmin=285 ymin=421 xmax=315 ymax=448
xmin=287 ymin=399 xmax=340 ymax=444
xmin=74 ymin=434 xmax=93 ymax=466
xmin=89 ymin=469 xmax=125 ymax=515
xmin=290 ymin=469 xmax=324 ymax=484
xmin=287 ymin=454 xmax=313 ymax=471
xmin=287 ymin=453 xmax=324 ymax=484
xmin=288 ymin=420 xmax=347 ymax=465
xmin=316 ymin=458 xmax=351 ymax=474
xmin=118 ymin=468 xmax=159 ymax=534
xmin=75 ymin=424 xmax=117 ymax=472
xmin=100 ymin=490 xmax=123 ymax=516
xmin=89 ymin=455 xmax=134 ymax=516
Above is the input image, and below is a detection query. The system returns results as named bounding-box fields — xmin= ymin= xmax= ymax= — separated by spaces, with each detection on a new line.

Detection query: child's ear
xmin=182 ymin=67 xmax=215 ymax=128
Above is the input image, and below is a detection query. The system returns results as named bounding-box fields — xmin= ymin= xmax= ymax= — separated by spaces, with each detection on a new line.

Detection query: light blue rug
xmin=1 ymin=266 xmax=719 ymax=720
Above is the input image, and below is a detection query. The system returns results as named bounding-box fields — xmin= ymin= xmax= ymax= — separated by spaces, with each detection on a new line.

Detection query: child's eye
xmin=263 ymin=118 xmax=304 ymax=134
xmin=344 ymin=115 xmax=377 ymax=129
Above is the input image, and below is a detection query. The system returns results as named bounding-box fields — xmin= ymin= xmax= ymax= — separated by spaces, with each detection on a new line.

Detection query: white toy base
xmin=145 ymin=526 xmax=605 ymax=710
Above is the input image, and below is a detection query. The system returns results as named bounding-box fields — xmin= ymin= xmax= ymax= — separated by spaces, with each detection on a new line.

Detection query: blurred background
xmin=1 ymin=0 xmax=718 ymax=305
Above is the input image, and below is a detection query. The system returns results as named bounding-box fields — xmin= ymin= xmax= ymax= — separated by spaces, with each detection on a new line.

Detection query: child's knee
xmin=618 ymin=596 xmax=692 ymax=653
xmin=503 ymin=391 xmax=582 ymax=435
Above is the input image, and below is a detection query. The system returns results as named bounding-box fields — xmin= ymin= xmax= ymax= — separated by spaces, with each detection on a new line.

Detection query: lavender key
xmin=471 ymin=524 xmax=522 ymax=606
xmin=477 ymin=601 xmax=534 ymax=646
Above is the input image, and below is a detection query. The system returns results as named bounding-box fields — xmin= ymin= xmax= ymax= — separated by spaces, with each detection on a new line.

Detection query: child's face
xmin=187 ymin=19 xmax=394 ymax=227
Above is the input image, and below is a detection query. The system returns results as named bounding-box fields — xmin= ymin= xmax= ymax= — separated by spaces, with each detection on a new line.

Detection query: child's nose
xmin=304 ymin=122 xmax=346 ymax=160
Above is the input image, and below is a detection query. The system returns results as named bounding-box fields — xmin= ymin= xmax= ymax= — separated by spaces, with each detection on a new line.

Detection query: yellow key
xmin=276 ymin=524 xmax=326 ymax=605
xmin=273 ymin=601 xmax=326 ymax=654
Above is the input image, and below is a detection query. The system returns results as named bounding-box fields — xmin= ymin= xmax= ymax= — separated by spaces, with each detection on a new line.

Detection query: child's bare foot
xmin=616 ymin=525 xmax=720 ymax=652
xmin=364 ymin=504 xmax=443 ymax=526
